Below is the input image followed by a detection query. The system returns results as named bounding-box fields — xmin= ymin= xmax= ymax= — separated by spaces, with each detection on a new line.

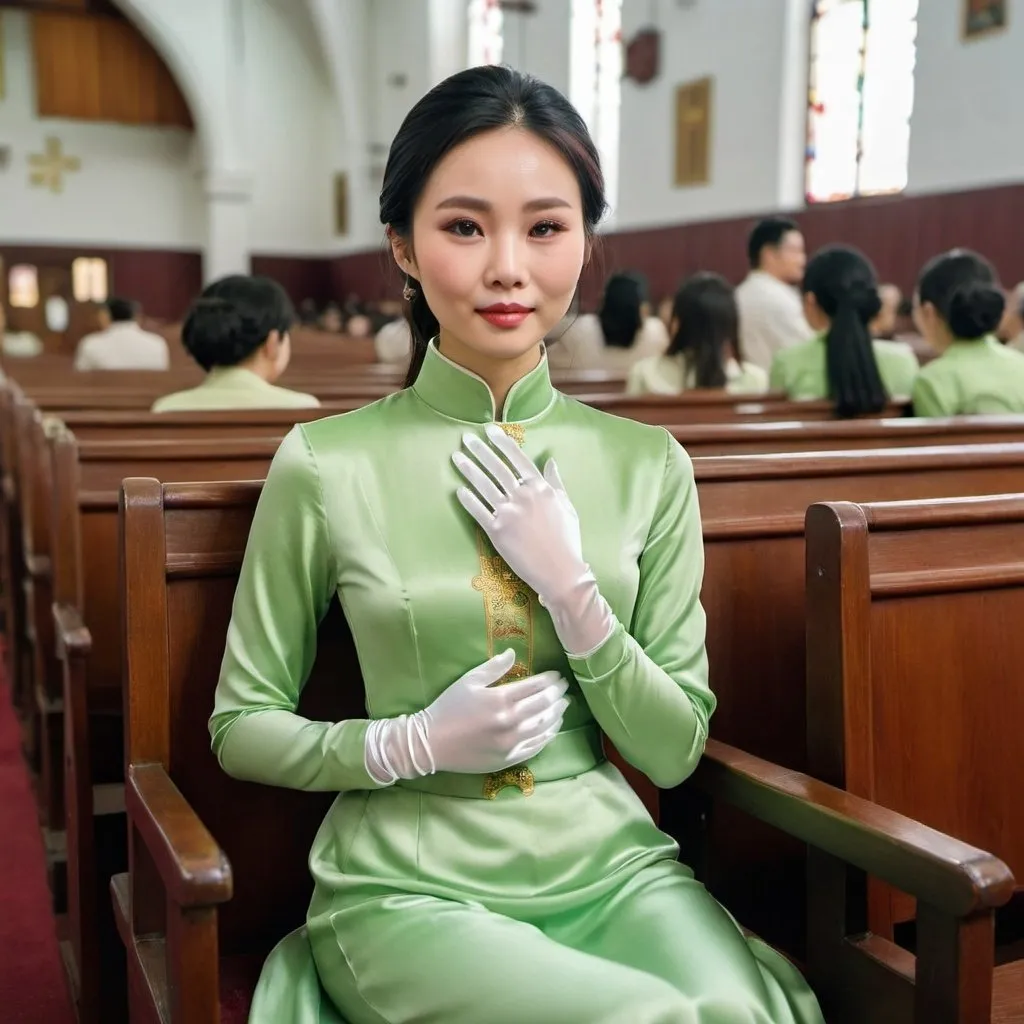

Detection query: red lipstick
xmin=476 ymin=303 xmax=534 ymax=329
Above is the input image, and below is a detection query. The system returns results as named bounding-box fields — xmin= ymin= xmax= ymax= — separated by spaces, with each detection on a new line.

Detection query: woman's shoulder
xmin=872 ymin=338 xmax=918 ymax=361
xmin=558 ymin=392 xmax=679 ymax=465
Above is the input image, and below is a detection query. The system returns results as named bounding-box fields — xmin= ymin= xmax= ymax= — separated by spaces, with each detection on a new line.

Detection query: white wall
xmin=907 ymin=0 xmax=1024 ymax=195
xmin=502 ymin=0 xmax=571 ymax=100
xmin=615 ymin=0 xmax=806 ymax=232
xmin=0 ymin=9 xmax=204 ymax=249
xmin=243 ymin=0 xmax=336 ymax=254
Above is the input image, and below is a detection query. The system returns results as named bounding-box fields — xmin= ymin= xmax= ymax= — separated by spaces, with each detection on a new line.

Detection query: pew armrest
xmin=126 ymin=763 xmax=232 ymax=909
xmin=691 ymin=738 xmax=1014 ymax=917
xmin=52 ymin=602 xmax=91 ymax=657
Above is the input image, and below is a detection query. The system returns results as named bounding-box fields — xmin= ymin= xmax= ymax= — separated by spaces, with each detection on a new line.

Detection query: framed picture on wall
xmin=334 ymin=172 xmax=349 ymax=237
xmin=963 ymin=0 xmax=1008 ymax=39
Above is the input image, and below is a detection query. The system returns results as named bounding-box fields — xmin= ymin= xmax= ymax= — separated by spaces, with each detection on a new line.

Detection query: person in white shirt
xmin=374 ymin=317 xmax=412 ymax=364
xmin=999 ymin=282 xmax=1024 ymax=353
xmin=546 ymin=271 xmax=669 ymax=372
xmin=74 ymin=297 xmax=170 ymax=371
xmin=734 ymin=217 xmax=813 ymax=371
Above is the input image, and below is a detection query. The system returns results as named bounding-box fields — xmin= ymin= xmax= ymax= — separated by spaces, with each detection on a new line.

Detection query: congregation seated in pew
xmin=769 ymin=246 xmax=919 ymax=416
xmin=152 ymin=275 xmax=320 ymax=412
xmin=547 ymin=270 xmax=669 ymax=371
xmin=626 ymin=272 xmax=767 ymax=397
xmin=911 ymin=249 xmax=1024 ymax=415
xmin=73 ymin=296 xmax=170 ymax=371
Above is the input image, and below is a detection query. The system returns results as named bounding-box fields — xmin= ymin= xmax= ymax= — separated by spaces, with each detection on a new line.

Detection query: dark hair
xmin=917 ymin=249 xmax=1005 ymax=340
xmin=379 ymin=65 xmax=607 ymax=386
xmin=667 ymin=273 xmax=738 ymax=389
xmin=747 ymin=217 xmax=801 ymax=269
xmin=106 ymin=297 xmax=139 ymax=322
xmin=598 ymin=272 xmax=648 ymax=349
xmin=181 ymin=274 xmax=295 ymax=372
xmin=802 ymin=245 xmax=887 ymax=418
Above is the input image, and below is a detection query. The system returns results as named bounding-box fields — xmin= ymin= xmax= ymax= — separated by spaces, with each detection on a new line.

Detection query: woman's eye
xmin=445 ymin=219 xmax=480 ymax=238
xmin=531 ymin=220 xmax=566 ymax=238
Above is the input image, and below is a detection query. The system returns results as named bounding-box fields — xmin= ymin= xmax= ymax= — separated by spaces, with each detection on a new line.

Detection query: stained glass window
xmin=806 ymin=0 xmax=918 ymax=204
xmin=468 ymin=0 xmax=504 ymax=67
xmin=8 ymin=265 xmax=39 ymax=308
xmin=72 ymin=257 xmax=109 ymax=303
xmin=570 ymin=0 xmax=623 ymax=217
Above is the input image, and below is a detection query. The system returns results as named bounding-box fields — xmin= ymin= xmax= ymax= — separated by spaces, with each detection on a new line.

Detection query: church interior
xmin=2 ymin=0 xmax=1024 ymax=1021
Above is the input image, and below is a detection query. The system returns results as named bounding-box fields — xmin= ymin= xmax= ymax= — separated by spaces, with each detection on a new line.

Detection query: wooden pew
xmin=584 ymin=392 xmax=910 ymax=424
xmin=113 ymin=476 xmax=1016 ymax=1024
xmin=672 ymin=415 xmax=1024 ymax=456
xmin=688 ymin=443 xmax=1024 ymax=949
xmin=48 ymin=429 xmax=282 ymax=1024
xmin=805 ymin=494 xmax=1024 ymax=942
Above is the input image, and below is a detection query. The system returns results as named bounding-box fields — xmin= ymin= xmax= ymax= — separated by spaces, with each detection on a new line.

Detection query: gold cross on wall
xmin=29 ymin=137 xmax=81 ymax=194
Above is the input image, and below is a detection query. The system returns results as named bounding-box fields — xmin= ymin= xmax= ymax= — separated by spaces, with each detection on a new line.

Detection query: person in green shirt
xmin=769 ymin=245 xmax=919 ymax=415
xmin=211 ymin=66 xmax=824 ymax=1024
xmin=627 ymin=272 xmax=768 ymax=396
xmin=151 ymin=275 xmax=319 ymax=412
xmin=911 ymin=249 xmax=1024 ymax=416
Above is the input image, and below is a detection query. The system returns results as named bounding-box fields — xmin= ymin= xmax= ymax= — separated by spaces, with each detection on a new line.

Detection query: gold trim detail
xmin=483 ymin=765 xmax=536 ymax=800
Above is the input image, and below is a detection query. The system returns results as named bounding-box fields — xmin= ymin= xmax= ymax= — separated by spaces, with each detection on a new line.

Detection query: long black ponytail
xmin=802 ymin=246 xmax=887 ymax=418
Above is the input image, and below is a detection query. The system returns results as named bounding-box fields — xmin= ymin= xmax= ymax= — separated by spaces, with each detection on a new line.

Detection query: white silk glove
xmin=364 ymin=648 xmax=570 ymax=785
xmin=452 ymin=424 xmax=616 ymax=657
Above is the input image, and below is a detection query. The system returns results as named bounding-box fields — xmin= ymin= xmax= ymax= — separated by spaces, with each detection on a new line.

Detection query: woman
xmin=911 ymin=250 xmax=1024 ymax=415
xmin=770 ymin=246 xmax=919 ymax=416
xmin=212 ymin=66 xmax=823 ymax=1024
xmin=152 ymin=275 xmax=319 ymax=412
xmin=547 ymin=270 xmax=669 ymax=371
xmin=627 ymin=272 xmax=767 ymax=396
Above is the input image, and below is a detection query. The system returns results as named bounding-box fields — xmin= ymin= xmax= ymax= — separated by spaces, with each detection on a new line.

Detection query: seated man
xmin=74 ymin=297 xmax=170 ymax=370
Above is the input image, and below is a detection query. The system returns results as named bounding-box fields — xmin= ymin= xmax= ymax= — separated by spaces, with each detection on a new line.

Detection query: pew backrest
xmin=120 ymin=479 xmax=363 ymax=955
xmin=805 ymin=493 xmax=1024 ymax=884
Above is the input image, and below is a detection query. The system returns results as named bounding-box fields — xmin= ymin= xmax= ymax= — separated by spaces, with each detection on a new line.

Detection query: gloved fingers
xmin=508 ymin=718 xmax=565 ymax=764
xmin=517 ymin=696 xmax=570 ymax=736
xmin=462 ymin=433 xmax=521 ymax=495
xmin=451 ymin=451 xmax=505 ymax=510
xmin=506 ymin=680 xmax=569 ymax=719
xmin=455 ymin=485 xmax=495 ymax=531
xmin=492 ymin=670 xmax=567 ymax=702
xmin=542 ymin=458 xmax=566 ymax=494
xmin=484 ymin=423 xmax=543 ymax=482
xmin=462 ymin=647 xmax=517 ymax=687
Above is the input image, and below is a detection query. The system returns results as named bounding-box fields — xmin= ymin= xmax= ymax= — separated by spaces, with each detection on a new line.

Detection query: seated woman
xmin=911 ymin=250 xmax=1024 ymax=415
xmin=152 ymin=275 xmax=319 ymax=412
xmin=770 ymin=246 xmax=919 ymax=416
xmin=626 ymin=272 xmax=767 ymax=396
xmin=210 ymin=64 xmax=823 ymax=1024
xmin=547 ymin=270 xmax=669 ymax=371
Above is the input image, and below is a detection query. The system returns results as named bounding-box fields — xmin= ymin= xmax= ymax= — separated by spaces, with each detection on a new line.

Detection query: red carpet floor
xmin=0 ymin=681 xmax=76 ymax=1024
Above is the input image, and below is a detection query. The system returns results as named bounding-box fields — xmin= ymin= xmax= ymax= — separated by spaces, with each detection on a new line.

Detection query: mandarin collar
xmin=411 ymin=338 xmax=555 ymax=424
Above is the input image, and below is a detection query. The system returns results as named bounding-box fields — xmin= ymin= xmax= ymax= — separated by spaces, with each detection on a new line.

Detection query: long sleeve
xmin=209 ymin=426 xmax=386 ymax=793
xmin=566 ymin=432 xmax=715 ymax=789
xmin=768 ymin=352 xmax=786 ymax=392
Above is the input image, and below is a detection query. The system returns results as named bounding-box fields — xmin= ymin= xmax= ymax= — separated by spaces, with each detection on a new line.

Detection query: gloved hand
xmin=452 ymin=424 xmax=616 ymax=656
xmin=364 ymin=648 xmax=569 ymax=785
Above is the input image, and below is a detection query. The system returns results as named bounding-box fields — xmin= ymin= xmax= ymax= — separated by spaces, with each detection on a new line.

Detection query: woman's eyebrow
xmin=435 ymin=195 xmax=573 ymax=212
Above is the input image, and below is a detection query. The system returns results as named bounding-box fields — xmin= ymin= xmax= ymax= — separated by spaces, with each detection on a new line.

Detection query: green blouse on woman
xmin=912 ymin=335 xmax=1024 ymax=416
xmin=769 ymin=333 xmax=919 ymax=401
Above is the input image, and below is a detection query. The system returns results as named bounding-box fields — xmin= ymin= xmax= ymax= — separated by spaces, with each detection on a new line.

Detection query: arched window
xmin=570 ymin=0 xmax=623 ymax=218
xmin=468 ymin=0 xmax=504 ymax=67
xmin=72 ymin=257 xmax=109 ymax=303
xmin=806 ymin=0 xmax=919 ymax=203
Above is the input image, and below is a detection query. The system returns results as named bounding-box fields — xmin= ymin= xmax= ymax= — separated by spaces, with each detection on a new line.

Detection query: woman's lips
xmin=476 ymin=305 xmax=534 ymax=329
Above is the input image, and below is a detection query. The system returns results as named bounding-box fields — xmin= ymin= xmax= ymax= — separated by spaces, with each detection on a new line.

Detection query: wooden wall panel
xmin=0 ymin=245 xmax=201 ymax=321
xmin=31 ymin=11 xmax=192 ymax=128
xmin=251 ymin=256 xmax=335 ymax=308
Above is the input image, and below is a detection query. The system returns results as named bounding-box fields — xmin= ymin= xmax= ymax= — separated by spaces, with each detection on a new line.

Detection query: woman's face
xmin=392 ymin=127 xmax=589 ymax=367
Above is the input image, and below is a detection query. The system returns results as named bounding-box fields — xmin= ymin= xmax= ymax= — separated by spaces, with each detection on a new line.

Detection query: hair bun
xmin=840 ymin=281 xmax=882 ymax=323
xmin=947 ymin=281 xmax=1005 ymax=339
